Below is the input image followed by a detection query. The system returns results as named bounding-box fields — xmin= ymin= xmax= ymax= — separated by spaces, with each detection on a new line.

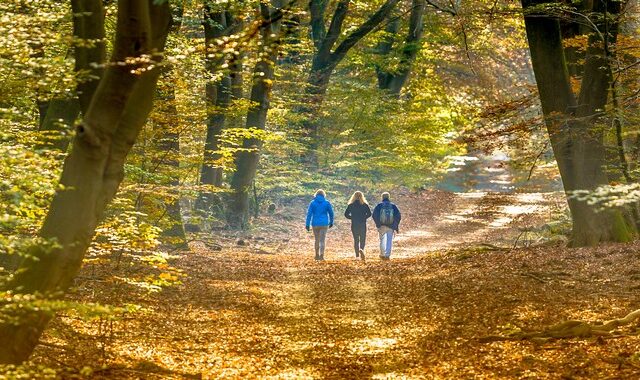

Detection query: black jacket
xmin=344 ymin=202 xmax=372 ymax=227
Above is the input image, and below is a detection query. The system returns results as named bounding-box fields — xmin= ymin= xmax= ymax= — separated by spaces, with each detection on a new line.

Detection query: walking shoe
xmin=359 ymin=249 xmax=365 ymax=261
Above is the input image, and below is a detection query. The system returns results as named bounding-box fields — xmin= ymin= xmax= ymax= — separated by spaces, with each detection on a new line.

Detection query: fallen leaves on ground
xmin=29 ymin=191 xmax=640 ymax=379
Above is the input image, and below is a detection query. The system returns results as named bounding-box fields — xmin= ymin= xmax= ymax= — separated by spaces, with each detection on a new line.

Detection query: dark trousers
xmin=351 ymin=223 xmax=367 ymax=256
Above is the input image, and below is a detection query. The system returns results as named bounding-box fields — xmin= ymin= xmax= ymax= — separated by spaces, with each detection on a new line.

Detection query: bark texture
xmin=38 ymin=0 xmax=106 ymax=151
xmin=521 ymin=0 xmax=635 ymax=246
xmin=0 ymin=0 xmax=172 ymax=364
xmin=301 ymin=0 xmax=400 ymax=161
xmin=227 ymin=1 xmax=284 ymax=228
xmin=197 ymin=6 xmax=245 ymax=212
xmin=376 ymin=0 xmax=426 ymax=95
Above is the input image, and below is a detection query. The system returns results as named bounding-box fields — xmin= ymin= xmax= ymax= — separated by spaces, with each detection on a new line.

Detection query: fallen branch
xmin=519 ymin=271 xmax=547 ymax=284
xmin=479 ymin=309 xmax=640 ymax=343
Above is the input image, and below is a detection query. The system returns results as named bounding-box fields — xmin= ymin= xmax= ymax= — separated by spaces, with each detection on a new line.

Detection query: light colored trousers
xmin=378 ymin=226 xmax=395 ymax=257
xmin=312 ymin=226 xmax=329 ymax=259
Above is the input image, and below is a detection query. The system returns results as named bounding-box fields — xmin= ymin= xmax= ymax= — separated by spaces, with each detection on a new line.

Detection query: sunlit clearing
xmin=348 ymin=337 xmax=397 ymax=354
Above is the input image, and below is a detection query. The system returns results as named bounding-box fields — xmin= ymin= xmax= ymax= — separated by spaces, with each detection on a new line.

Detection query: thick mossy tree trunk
xmin=197 ymin=6 xmax=244 ymax=212
xmin=227 ymin=1 xmax=284 ymax=228
xmin=39 ymin=0 xmax=106 ymax=151
xmin=300 ymin=0 xmax=400 ymax=162
xmin=0 ymin=0 xmax=172 ymax=364
xmin=376 ymin=0 xmax=426 ymax=96
xmin=521 ymin=0 xmax=635 ymax=246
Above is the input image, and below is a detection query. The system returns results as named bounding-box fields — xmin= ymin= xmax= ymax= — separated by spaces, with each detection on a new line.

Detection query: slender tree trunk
xmin=197 ymin=8 xmax=244 ymax=212
xmin=38 ymin=98 xmax=81 ymax=150
xmin=155 ymin=4 xmax=187 ymax=248
xmin=39 ymin=0 xmax=106 ymax=151
xmin=521 ymin=0 xmax=635 ymax=246
xmin=227 ymin=1 xmax=283 ymax=228
xmin=154 ymin=80 xmax=187 ymax=247
xmin=0 ymin=0 xmax=172 ymax=364
xmin=71 ymin=0 xmax=106 ymax=114
xmin=375 ymin=16 xmax=400 ymax=89
xmin=281 ymin=14 xmax=302 ymax=64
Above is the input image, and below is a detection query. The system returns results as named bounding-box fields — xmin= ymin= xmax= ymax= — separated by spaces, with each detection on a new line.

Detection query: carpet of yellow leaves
xmin=34 ymin=191 xmax=640 ymax=379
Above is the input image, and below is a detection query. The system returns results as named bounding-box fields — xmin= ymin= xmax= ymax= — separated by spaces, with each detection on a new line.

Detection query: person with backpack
xmin=305 ymin=189 xmax=335 ymax=261
xmin=344 ymin=191 xmax=372 ymax=260
xmin=372 ymin=192 xmax=401 ymax=260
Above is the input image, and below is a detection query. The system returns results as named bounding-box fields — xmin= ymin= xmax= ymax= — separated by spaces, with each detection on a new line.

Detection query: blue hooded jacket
xmin=305 ymin=194 xmax=334 ymax=228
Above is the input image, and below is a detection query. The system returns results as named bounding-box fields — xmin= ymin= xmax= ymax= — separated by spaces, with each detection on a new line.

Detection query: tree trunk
xmin=376 ymin=0 xmax=426 ymax=96
xmin=155 ymin=4 xmax=187 ymax=248
xmin=375 ymin=16 xmax=400 ymax=89
xmin=281 ymin=14 xmax=302 ymax=64
xmin=300 ymin=0 xmax=400 ymax=163
xmin=521 ymin=0 xmax=635 ymax=246
xmin=38 ymin=0 xmax=106 ymax=151
xmin=197 ymin=8 xmax=244 ymax=212
xmin=38 ymin=98 xmax=81 ymax=151
xmin=154 ymin=82 xmax=187 ymax=247
xmin=0 ymin=0 xmax=172 ymax=364
xmin=71 ymin=0 xmax=106 ymax=114
xmin=227 ymin=1 xmax=283 ymax=228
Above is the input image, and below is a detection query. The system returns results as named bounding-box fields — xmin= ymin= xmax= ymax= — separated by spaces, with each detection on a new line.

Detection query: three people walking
xmin=306 ymin=190 xmax=401 ymax=261
xmin=344 ymin=191 xmax=372 ymax=260
xmin=305 ymin=189 xmax=334 ymax=261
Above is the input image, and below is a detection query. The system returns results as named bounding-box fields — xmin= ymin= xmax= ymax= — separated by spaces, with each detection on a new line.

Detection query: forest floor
xmin=34 ymin=189 xmax=640 ymax=379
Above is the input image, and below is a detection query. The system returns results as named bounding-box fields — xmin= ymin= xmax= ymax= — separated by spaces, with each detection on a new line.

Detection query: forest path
xmin=44 ymin=190 xmax=640 ymax=379
xmin=269 ymin=189 xmax=567 ymax=261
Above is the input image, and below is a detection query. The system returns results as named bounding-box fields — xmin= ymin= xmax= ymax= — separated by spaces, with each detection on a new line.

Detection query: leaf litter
xmin=31 ymin=190 xmax=640 ymax=379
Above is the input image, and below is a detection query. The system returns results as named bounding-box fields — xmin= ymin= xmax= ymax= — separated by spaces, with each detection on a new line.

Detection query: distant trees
xmin=301 ymin=0 xmax=401 ymax=161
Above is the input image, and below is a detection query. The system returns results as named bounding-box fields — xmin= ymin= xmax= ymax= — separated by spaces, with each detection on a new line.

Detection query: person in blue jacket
xmin=372 ymin=192 xmax=401 ymax=260
xmin=305 ymin=189 xmax=334 ymax=260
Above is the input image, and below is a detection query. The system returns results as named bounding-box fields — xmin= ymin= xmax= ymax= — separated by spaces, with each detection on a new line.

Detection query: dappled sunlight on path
xmin=382 ymin=191 xmax=564 ymax=258
xmin=59 ymin=241 xmax=640 ymax=378
xmin=282 ymin=190 xmax=564 ymax=261
xmin=38 ymin=190 xmax=640 ymax=379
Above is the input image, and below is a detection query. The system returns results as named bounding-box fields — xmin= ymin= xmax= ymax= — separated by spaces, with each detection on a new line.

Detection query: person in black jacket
xmin=344 ymin=191 xmax=372 ymax=260
xmin=372 ymin=192 xmax=401 ymax=260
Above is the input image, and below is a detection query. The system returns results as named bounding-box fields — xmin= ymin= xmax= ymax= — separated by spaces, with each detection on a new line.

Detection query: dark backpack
xmin=379 ymin=203 xmax=394 ymax=226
